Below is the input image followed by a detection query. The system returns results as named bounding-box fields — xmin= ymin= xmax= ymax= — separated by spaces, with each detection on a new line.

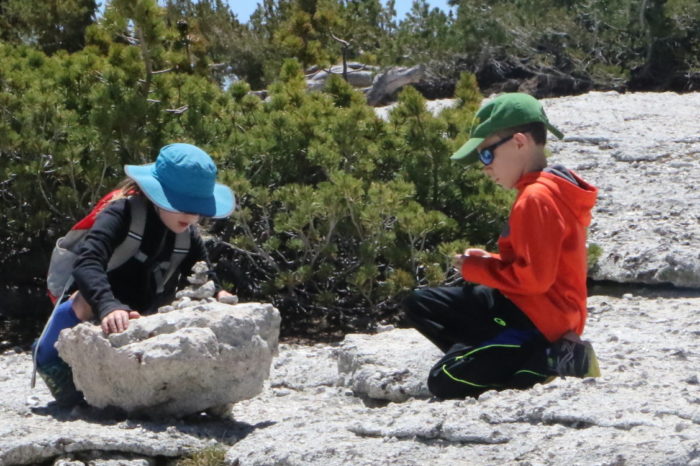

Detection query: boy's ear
xmin=512 ymin=131 xmax=531 ymax=147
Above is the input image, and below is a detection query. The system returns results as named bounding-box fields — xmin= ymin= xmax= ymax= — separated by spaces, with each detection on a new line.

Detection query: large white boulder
xmin=55 ymin=302 xmax=280 ymax=418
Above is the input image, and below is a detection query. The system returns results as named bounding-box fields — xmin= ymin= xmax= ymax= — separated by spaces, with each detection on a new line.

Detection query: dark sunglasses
xmin=478 ymin=135 xmax=514 ymax=166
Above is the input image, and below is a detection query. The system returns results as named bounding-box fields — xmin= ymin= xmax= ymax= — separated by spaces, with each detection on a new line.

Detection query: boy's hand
xmin=216 ymin=290 xmax=239 ymax=305
xmin=101 ymin=309 xmax=141 ymax=335
xmin=464 ymin=248 xmax=491 ymax=258
xmin=453 ymin=248 xmax=492 ymax=268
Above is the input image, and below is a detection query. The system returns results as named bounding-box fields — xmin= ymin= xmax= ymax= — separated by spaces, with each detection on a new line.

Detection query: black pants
xmin=403 ymin=284 xmax=552 ymax=399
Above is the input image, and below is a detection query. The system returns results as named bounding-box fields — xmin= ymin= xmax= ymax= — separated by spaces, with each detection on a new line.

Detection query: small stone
xmin=176 ymin=280 xmax=216 ymax=300
xmin=185 ymin=261 xmax=210 ymax=286
xmin=54 ymin=459 xmax=85 ymax=466
xmin=175 ymin=297 xmax=191 ymax=309
xmin=218 ymin=294 xmax=239 ymax=305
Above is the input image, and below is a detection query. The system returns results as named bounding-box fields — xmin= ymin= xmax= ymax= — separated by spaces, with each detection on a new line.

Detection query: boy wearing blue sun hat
xmin=404 ymin=93 xmax=600 ymax=399
xmin=34 ymin=143 xmax=236 ymax=405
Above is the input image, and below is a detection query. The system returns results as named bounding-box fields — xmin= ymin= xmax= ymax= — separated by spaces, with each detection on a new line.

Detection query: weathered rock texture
xmin=306 ymin=63 xmax=426 ymax=106
xmin=365 ymin=65 xmax=426 ymax=106
xmin=544 ymin=91 xmax=700 ymax=288
xmin=1 ymin=92 xmax=700 ymax=466
xmin=227 ymin=292 xmax=700 ymax=466
xmin=1 ymin=293 xmax=699 ymax=465
xmin=306 ymin=63 xmax=378 ymax=91
xmin=337 ymin=328 xmax=441 ymax=402
xmin=56 ymin=302 xmax=280 ymax=417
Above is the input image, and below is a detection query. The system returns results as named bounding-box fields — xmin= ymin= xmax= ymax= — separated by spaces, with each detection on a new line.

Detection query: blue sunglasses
xmin=478 ymin=135 xmax=514 ymax=166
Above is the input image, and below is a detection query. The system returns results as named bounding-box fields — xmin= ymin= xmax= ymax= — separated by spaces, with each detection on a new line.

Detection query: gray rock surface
xmin=366 ymin=65 xmax=426 ymax=105
xmin=306 ymin=63 xmax=378 ymax=91
xmin=224 ymin=292 xmax=700 ymax=466
xmin=337 ymin=328 xmax=441 ymax=402
xmin=544 ymin=91 xmax=700 ymax=288
xmin=2 ymin=92 xmax=700 ymax=465
xmin=307 ymin=63 xmax=426 ymax=106
xmin=56 ymin=302 xmax=280 ymax=417
xmin=1 ymin=293 xmax=699 ymax=465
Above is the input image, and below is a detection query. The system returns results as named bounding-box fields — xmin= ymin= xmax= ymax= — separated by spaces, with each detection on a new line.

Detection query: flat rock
xmin=2 ymin=293 xmax=700 ymax=465
xmin=225 ymin=293 xmax=700 ymax=466
xmin=55 ymin=302 xmax=280 ymax=417
xmin=337 ymin=328 xmax=442 ymax=402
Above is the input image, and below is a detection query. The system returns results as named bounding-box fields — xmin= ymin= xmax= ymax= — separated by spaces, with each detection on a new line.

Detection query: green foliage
xmin=176 ymin=446 xmax=226 ymax=466
xmin=220 ymin=66 xmax=487 ymax=338
xmin=443 ymin=0 xmax=700 ymax=90
xmin=587 ymin=242 xmax=603 ymax=271
xmin=0 ymin=0 xmax=505 ymax=338
xmin=100 ymin=0 xmax=700 ymax=92
xmin=384 ymin=0 xmax=455 ymax=66
xmin=7 ymin=0 xmax=694 ymax=339
xmin=0 ymin=0 xmax=97 ymax=54
xmin=0 ymin=2 xmax=240 ymax=282
xmin=215 ymin=67 xmax=513 ymax=339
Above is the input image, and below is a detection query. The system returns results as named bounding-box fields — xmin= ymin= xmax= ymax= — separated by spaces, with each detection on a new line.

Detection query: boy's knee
xmin=401 ymin=289 xmax=430 ymax=319
xmin=71 ymin=292 xmax=93 ymax=321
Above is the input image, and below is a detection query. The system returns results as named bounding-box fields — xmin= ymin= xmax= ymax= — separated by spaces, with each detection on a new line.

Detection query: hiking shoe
xmin=36 ymin=359 xmax=84 ymax=407
xmin=547 ymin=332 xmax=601 ymax=378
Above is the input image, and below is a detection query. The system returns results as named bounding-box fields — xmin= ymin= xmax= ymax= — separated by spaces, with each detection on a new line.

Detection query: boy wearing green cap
xmin=403 ymin=93 xmax=599 ymax=399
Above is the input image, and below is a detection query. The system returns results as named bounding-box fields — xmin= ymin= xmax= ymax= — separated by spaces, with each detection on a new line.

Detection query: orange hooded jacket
xmin=461 ymin=169 xmax=598 ymax=342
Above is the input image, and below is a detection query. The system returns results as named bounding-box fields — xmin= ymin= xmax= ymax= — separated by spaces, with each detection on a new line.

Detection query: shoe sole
xmin=583 ymin=342 xmax=601 ymax=378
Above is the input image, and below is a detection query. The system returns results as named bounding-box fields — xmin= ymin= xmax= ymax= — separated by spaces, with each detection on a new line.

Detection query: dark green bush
xmin=213 ymin=67 xmax=511 ymax=339
xmin=0 ymin=3 xmax=512 ymax=339
xmin=7 ymin=0 xmax=670 ymax=340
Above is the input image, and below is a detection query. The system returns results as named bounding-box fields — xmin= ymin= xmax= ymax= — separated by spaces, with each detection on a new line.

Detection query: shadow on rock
xmin=31 ymin=401 xmax=127 ymax=424
xmin=31 ymin=400 xmax=277 ymax=444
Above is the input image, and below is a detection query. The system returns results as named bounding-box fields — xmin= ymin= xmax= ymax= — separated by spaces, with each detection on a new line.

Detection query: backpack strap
xmin=33 ymin=195 xmax=148 ymax=389
xmin=111 ymin=195 xmax=191 ymax=293
xmin=106 ymin=196 xmax=147 ymax=271
xmin=152 ymin=230 xmax=191 ymax=294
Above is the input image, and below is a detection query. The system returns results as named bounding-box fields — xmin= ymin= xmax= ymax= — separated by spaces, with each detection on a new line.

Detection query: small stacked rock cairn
xmin=56 ymin=262 xmax=281 ymax=418
xmin=158 ymin=261 xmax=238 ymax=312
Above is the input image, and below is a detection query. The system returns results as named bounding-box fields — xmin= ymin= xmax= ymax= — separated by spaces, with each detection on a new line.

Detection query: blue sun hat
xmin=124 ymin=143 xmax=235 ymax=218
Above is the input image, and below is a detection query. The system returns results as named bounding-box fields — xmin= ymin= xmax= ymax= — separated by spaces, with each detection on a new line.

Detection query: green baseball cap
xmin=450 ymin=93 xmax=564 ymax=162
